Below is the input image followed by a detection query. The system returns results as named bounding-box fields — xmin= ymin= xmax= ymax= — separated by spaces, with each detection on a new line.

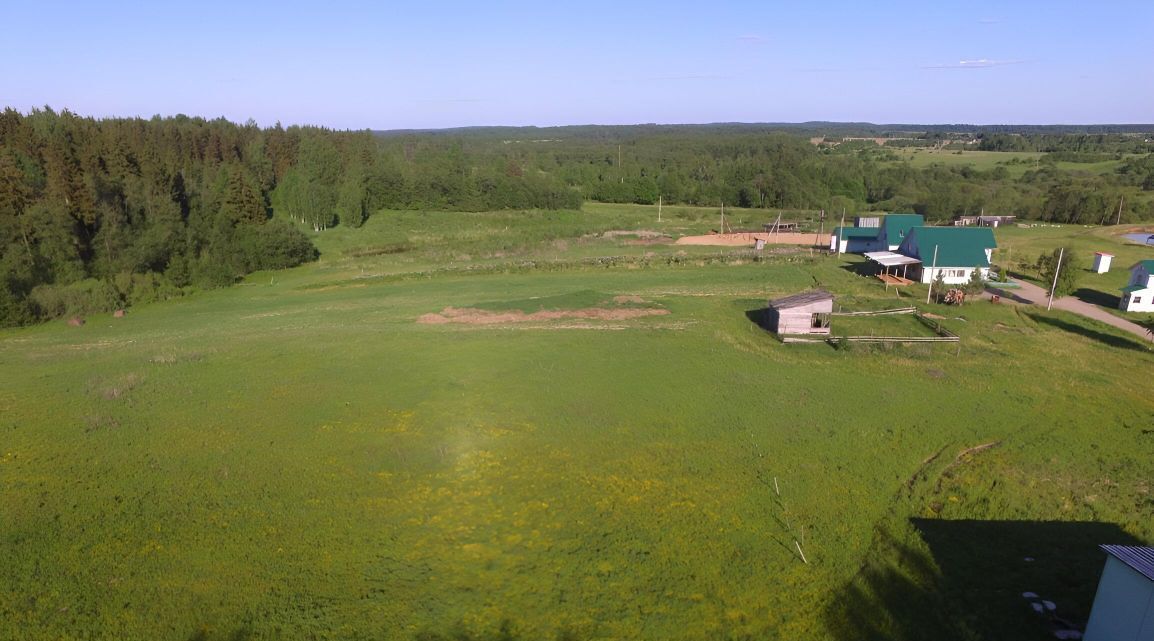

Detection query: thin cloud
xmin=736 ymin=35 xmax=765 ymax=43
xmin=644 ymin=74 xmax=731 ymax=81
xmin=922 ymin=58 xmax=1026 ymax=69
xmin=414 ymin=98 xmax=485 ymax=104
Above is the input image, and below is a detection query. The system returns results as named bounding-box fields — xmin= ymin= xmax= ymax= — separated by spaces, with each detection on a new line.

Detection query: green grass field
xmin=889 ymin=148 xmax=1130 ymax=179
xmin=2 ymin=205 xmax=1152 ymax=641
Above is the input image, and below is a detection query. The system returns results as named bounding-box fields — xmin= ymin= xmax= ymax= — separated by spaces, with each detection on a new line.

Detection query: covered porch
xmin=864 ymin=251 xmax=921 ymax=286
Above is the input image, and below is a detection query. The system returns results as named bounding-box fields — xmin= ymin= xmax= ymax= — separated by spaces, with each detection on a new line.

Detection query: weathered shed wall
xmin=766 ymin=299 xmax=833 ymax=335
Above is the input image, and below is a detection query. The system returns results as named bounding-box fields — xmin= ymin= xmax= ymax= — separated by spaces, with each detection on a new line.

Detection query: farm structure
xmin=1119 ymin=260 xmax=1154 ymax=312
xmin=1083 ymin=545 xmax=1154 ymax=641
xmin=765 ymin=290 xmax=833 ymax=336
xmin=1093 ymin=252 xmax=1114 ymax=274
xmin=828 ymin=213 xmax=925 ymax=253
xmin=830 ymin=226 xmax=885 ymax=253
xmin=879 ymin=214 xmax=925 ymax=250
xmin=953 ymin=214 xmax=1016 ymax=227
xmin=863 ymin=251 xmax=921 ymax=286
xmin=896 ymin=227 xmax=997 ymax=285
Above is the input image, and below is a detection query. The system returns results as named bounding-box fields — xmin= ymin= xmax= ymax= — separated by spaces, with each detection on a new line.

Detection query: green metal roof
xmin=1133 ymin=259 xmax=1154 ymax=272
xmin=833 ymin=226 xmax=881 ymax=240
xmin=1121 ymin=284 xmax=1152 ymax=293
xmin=882 ymin=214 xmax=925 ymax=244
xmin=901 ymin=227 xmax=997 ymax=267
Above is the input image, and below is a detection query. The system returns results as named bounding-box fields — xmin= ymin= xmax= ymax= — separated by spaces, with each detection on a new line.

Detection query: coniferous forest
xmin=1 ymin=107 xmax=1152 ymax=327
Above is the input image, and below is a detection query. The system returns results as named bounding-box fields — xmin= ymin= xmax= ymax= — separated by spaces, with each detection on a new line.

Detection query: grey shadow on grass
xmin=822 ymin=519 xmax=1144 ymax=641
xmin=745 ymin=308 xmax=770 ymax=330
xmin=1071 ymin=287 xmax=1120 ymax=309
xmin=1026 ymin=312 xmax=1150 ymax=352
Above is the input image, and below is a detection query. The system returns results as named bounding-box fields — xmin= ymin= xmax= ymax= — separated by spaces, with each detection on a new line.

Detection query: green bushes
xmin=29 ymin=278 xmax=121 ymax=318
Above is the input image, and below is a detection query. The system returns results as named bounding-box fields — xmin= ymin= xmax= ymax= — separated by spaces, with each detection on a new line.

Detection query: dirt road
xmin=993 ymin=280 xmax=1151 ymax=341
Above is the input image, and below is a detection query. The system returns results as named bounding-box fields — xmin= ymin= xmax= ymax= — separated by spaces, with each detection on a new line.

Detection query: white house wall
xmin=1121 ymin=289 xmax=1154 ymax=312
xmin=1084 ymin=556 xmax=1154 ymax=641
xmin=920 ymin=267 xmax=990 ymax=285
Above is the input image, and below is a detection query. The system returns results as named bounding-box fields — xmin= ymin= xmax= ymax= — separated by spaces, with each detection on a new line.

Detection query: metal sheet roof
xmin=767 ymin=289 xmax=834 ymax=309
xmin=882 ymin=214 xmax=925 ymax=244
xmin=864 ymin=251 xmax=922 ymax=267
xmin=833 ymin=226 xmax=882 ymax=240
xmin=1101 ymin=545 xmax=1154 ymax=581
xmin=902 ymin=227 xmax=997 ymax=268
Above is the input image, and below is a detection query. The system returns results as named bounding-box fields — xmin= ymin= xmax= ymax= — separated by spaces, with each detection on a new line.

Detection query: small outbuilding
xmin=1093 ymin=252 xmax=1114 ymax=274
xmin=1083 ymin=545 xmax=1154 ymax=641
xmin=1120 ymin=260 xmax=1154 ymax=312
xmin=765 ymin=290 xmax=834 ymax=335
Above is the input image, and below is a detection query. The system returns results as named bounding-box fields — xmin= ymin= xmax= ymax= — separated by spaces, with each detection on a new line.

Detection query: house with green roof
xmin=829 ymin=226 xmax=884 ymax=253
xmin=1119 ymin=260 xmax=1154 ymax=312
xmin=896 ymin=226 xmax=998 ymax=284
xmin=827 ymin=213 xmax=923 ymax=254
xmin=879 ymin=214 xmax=924 ymax=250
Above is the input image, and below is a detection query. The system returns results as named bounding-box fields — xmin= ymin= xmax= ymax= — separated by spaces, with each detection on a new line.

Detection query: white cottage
xmin=1084 ymin=545 xmax=1154 ymax=641
xmin=896 ymin=227 xmax=998 ymax=285
xmin=1119 ymin=260 xmax=1154 ymax=312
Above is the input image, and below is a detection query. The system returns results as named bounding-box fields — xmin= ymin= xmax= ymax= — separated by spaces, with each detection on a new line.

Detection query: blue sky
xmin=2 ymin=0 xmax=1151 ymax=129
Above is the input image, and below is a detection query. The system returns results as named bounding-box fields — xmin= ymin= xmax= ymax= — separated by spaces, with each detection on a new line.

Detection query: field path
xmin=996 ymin=280 xmax=1151 ymax=340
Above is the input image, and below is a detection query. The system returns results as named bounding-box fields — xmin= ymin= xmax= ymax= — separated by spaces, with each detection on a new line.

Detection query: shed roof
xmin=768 ymin=289 xmax=834 ymax=310
xmin=1132 ymin=259 xmax=1154 ymax=272
xmin=864 ymin=251 xmax=922 ymax=267
xmin=833 ymin=226 xmax=882 ymax=240
xmin=882 ymin=214 xmax=925 ymax=243
xmin=904 ymin=227 xmax=997 ymax=267
xmin=1121 ymin=284 xmax=1152 ymax=294
xmin=1101 ymin=545 xmax=1154 ymax=582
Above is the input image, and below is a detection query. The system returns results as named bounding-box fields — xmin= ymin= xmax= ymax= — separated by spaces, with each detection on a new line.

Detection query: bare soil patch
xmin=418 ymin=306 xmax=669 ymax=325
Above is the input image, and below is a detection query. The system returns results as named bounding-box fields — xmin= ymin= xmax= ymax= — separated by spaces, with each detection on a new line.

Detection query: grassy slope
xmin=889 ymin=148 xmax=1131 ymax=178
xmin=1 ymin=205 xmax=1152 ymax=641
xmin=996 ymin=224 xmax=1154 ymax=318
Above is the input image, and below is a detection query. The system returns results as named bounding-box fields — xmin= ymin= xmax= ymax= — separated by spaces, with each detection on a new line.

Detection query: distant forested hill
xmin=373 ymin=121 xmax=1154 ymax=218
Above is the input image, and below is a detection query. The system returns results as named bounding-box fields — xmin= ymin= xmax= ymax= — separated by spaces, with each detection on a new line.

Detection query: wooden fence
xmin=825 ymin=311 xmax=959 ymax=346
xmin=831 ymin=307 xmax=916 ymax=317
xmin=780 ymin=310 xmax=960 ymax=346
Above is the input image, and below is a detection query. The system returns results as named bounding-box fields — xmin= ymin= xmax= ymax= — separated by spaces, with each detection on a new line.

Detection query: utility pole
xmin=720 ymin=202 xmax=725 ymax=234
xmin=618 ymin=144 xmax=623 ymax=184
xmin=837 ymin=209 xmax=846 ymax=255
xmin=657 ymin=195 xmax=662 ymax=223
xmin=1047 ymin=247 xmax=1064 ymax=311
xmin=926 ymin=244 xmax=939 ymax=304
xmin=1116 ymin=195 xmax=1125 ymax=225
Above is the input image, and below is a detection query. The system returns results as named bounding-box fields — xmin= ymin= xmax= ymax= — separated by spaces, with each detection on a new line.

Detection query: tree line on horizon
xmin=2 ymin=107 xmax=1153 ymax=327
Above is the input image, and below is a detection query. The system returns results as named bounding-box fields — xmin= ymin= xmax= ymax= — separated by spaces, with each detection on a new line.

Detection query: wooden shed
xmin=765 ymin=290 xmax=834 ymax=335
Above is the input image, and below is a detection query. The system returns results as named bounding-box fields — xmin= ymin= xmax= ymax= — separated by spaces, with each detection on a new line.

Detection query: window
xmin=811 ymin=313 xmax=830 ymax=329
xmin=1135 ymin=297 xmax=1143 ymax=304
